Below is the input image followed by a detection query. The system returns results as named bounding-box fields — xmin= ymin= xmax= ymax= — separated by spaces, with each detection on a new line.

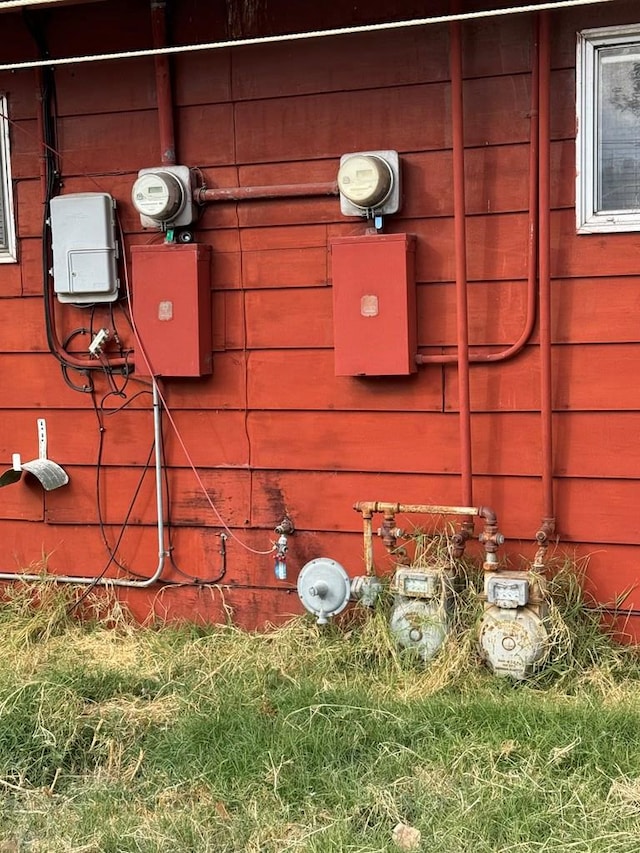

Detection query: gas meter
xmin=478 ymin=571 xmax=549 ymax=679
xmin=388 ymin=566 xmax=453 ymax=661
xmin=132 ymin=165 xmax=195 ymax=229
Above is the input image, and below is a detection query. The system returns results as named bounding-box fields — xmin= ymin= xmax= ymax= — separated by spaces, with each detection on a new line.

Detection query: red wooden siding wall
xmin=1 ymin=0 xmax=640 ymax=632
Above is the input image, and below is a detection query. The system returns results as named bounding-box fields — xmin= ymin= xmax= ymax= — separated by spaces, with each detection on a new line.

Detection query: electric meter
xmin=132 ymin=165 xmax=195 ymax=229
xmin=338 ymin=154 xmax=392 ymax=208
xmin=132 ymin=171 xmax=183 ymax=221
xmin=337 ymin=150 xmax=401 ymax=217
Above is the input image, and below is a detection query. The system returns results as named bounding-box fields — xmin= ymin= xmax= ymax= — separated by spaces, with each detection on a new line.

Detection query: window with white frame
xmin=0 ymin=94 xmax=17 ymax=262
xmin=577 ymin=24 xmax=640 ymax=233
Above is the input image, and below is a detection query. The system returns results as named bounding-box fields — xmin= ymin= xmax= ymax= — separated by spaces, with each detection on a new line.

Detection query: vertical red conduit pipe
xmin=415 ymin=20 xmax=539 ymax=369
xmin=150 ymin=0 xmax=176 ymax=166
xmin=535 ymin=11 xmax=556 ymax=560
xmin=449 ymin=16 xmax=474 ymax=522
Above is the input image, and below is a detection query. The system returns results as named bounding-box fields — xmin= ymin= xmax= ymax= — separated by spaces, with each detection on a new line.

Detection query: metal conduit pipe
xmin=0 ymin=380 xmax=169 ymax=590
xmin=150 ymin=0 xmax=176 ymax=166
xmin=535 ymin=10 xmax=556 ymax=564
xmin=195 ymin=181 xmax=339 ymax=204
xmin=415 ymin=16 xmax=540 ymax=367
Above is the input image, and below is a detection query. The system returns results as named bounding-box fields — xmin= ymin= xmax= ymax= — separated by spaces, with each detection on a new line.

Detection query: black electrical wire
xmin=89 ymin=386 xmax=158 ymax=581
xmin=157 ymin=411 xmax=228 ymax=585
xmin=25 ymin=16 xmax=131 ymax=383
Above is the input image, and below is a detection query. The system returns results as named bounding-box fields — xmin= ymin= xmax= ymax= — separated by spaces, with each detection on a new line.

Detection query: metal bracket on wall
xmin=0 ymin=419 xmax=69 ymax=491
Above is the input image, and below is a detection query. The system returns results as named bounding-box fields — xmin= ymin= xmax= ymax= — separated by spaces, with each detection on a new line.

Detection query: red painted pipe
xmin=449 ymin=16 xmax=473 ymax=510
xmin=150 ymin=0 xmax=176 ymax=166
xmin=195 ymin=181 xmax=339 ymax=203
xmin=416 ymin=19 xmax=539 ymax=367
xmin=537 ymin=11 xmax=555 ymax=534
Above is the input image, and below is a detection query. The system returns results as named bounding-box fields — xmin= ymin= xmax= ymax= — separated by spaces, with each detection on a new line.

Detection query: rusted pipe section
xmin=360 ymin=505 xmax=375 ymax=576
xmin=415 ymin=16 xmax=540 ymax=367
xmin=354 ymin=501 xmax=480 ymax=517
xmin=477 ymin=505 xmax=505 ymax=571
xmin=536 ymin=10 xmax=556 ymax=565
xmin=354 ymin=501 xmax=502 ymax=570
xmin=195 ymin=181 xmax=339 ymax=204
xmin=150 ymin=0 xmax=176 ymax=166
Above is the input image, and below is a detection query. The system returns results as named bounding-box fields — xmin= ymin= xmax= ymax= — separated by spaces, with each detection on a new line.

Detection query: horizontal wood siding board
xmin=235 ymin=85 xmax=450 ymax=164
xmin=3 ymin=405 xmax=637 ymax=481
xmin=417 ymin=277 xmax=640 ymax=349
xmin=170 ymin=50 xmax=232 ymax=108
xmin=0 ymin=520 xmax=265 ymax=587
xmin=0 ymin=512 xmax=638 ymax=616
xmin=246 ymin=349 xmax=443 ymax=410
xmin=251 ymin=470 xmax=640 ymax=546
xmin=8 ymin=119 xmax=39 ymax=181
xmin=242 ymin=246 xmax=328 ymax=289
xmin=44 ymin=466 xmax=252 ymax=527
xmin=552 ymin=209 xmax=640 ymax=278
xmin=232 ymin=28 xmax=450 ymax=101
xmin=248 ymin=410 xmax=541 ymax=475
xmin=442 ymin=344 xmax=640 ymax=413
xmin=54 ymin=60 xmax=158 ymax=117
xmin=0 ymin=405 xmax=250 ymax=468
xmin=233 ymin=72 xmax=574 ymax=165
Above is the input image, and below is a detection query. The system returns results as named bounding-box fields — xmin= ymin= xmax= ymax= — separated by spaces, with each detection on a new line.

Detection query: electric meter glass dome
xmin=337 ymin=154 xmax=393 ymax=209
xmin=132 ymin=170 xmax=184 ymax=222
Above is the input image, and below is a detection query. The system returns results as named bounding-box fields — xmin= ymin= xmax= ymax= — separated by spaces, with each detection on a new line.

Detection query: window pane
xmin=597 ymin=47 xmax=640 ymax=211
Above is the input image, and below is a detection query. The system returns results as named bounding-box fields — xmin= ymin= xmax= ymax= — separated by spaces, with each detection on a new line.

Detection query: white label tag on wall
xmin=158 ymin=300 xmax=174 ymax=321
xmin=360 ymin=294 xmax=379 ymax=317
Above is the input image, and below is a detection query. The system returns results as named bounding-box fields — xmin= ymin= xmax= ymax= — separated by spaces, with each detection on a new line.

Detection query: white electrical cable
xmin=0 ymin=0 xmax=72 ymax=8
xmin=0 ymin=0 xmax=621 ymax=72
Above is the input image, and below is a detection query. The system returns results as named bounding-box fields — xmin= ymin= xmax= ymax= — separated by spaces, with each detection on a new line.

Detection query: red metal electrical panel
xmin=131 ymin=243 xmax=212 ymax=377
xmin=330 ymin=233 xmax=417 ymax=376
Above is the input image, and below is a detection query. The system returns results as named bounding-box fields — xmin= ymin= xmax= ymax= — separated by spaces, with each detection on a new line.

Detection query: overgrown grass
xmin=0 ymin=568 xmax=639 ymax=852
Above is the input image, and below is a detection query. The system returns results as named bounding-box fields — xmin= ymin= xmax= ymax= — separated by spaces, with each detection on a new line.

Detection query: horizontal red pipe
xmin=195 ymin=182 xmax=339 ymax=203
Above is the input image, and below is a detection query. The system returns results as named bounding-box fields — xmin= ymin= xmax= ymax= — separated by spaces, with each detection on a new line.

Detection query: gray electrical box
xmin=50 ymin=193 xmax=119 ymax=304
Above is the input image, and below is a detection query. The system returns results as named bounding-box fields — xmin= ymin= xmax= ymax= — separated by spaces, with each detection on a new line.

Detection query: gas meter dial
xmin=132 ymin=165 xmax=195 ymax=229
xmin=389 ymin=598 xmax=449 ymax=662
xmin=479 ymin=605 xmax=548 ymax=679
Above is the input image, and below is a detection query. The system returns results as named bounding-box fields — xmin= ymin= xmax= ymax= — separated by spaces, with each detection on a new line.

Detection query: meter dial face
xmin=132 ymin=171 xmax=184 ymax=221
xmin=337 ymin=154 xmax=393 ymax=208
